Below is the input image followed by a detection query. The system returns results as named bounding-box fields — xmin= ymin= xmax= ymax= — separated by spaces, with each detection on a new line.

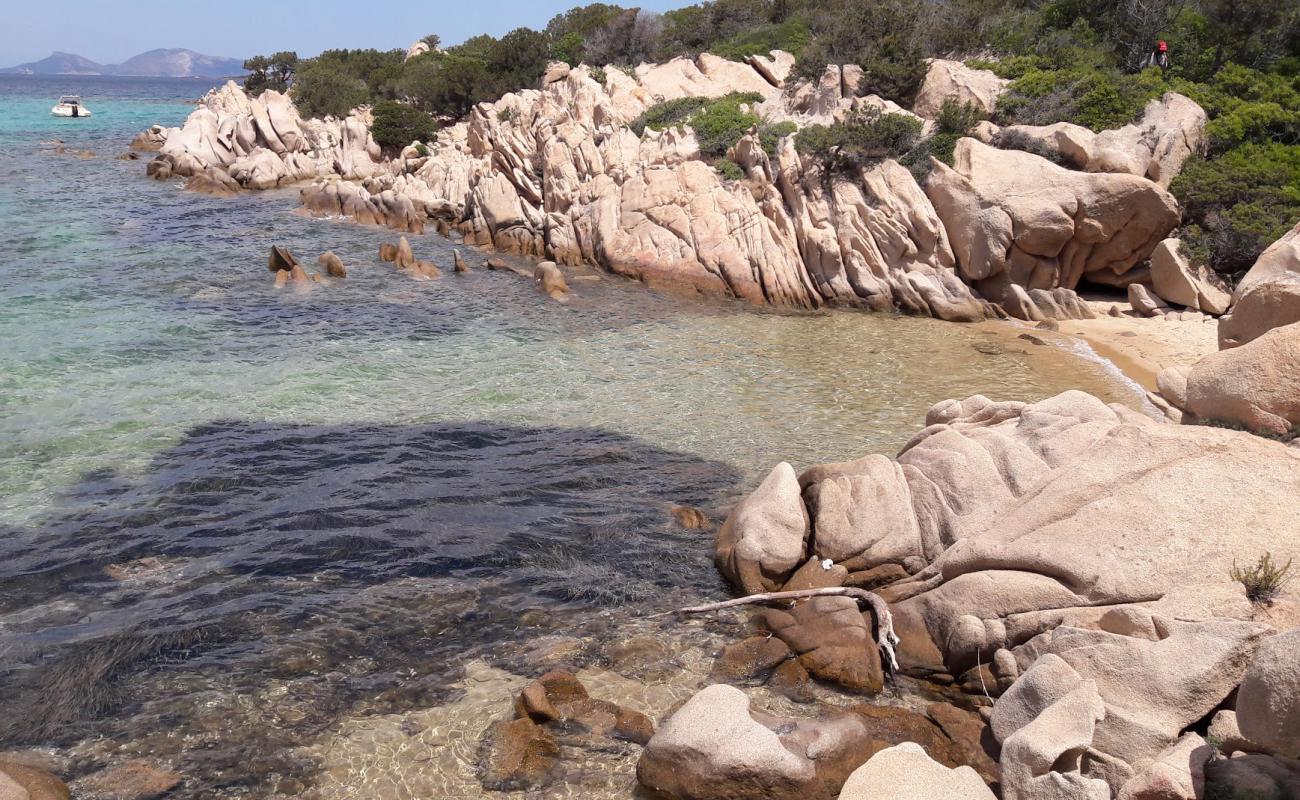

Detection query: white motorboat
xmin=51 ymin=96 xmax=92 ymax=118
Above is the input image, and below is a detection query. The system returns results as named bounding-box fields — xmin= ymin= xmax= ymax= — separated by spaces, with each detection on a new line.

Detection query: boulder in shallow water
xmin=0 ymin=760 xmax=70 ymax=800
xmin=453 ymin=249 xmax=469 ymax=273
xmin=534 ymin=261 xmax=568 ymax=298
xmin=318 ymin=251 xmax=347 ymax=278
xmin=70 ymin=759 xmax=181 ymax=800
xmin=379 ymin=243 xmax=397 ymax=263
xmin=268 ymin=245 xmax=299 ymax=273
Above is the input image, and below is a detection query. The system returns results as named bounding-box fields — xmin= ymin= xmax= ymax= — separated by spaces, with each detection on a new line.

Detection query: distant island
xmin=1 ymin=48 xmax=245 ymax=78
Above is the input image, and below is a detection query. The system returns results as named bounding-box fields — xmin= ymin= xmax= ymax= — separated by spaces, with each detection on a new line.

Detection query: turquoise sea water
xmin=0 ymin=75 xmax=1138 ymax=796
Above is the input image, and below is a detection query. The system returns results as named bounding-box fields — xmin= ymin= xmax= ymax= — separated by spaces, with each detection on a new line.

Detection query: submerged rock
xmin=71 ymin=760 xmax=181 ymax=800
xmin=479 ymin=717 xmax=559 ymax=791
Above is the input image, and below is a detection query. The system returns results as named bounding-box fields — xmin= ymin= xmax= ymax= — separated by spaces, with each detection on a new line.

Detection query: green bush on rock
xmin=796 ymin=106 xmax=923 ymax=173
xmin=370 ymin=101 xmax=438 ymax=152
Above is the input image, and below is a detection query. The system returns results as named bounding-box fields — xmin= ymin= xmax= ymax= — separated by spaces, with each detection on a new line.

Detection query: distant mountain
xmin=108 ymin=49 xmax=245 ymax=78
xmin=1 ymin=51 xmax=104 ymax=75
xmin=1 ymin=48 xmax=245 ymax=78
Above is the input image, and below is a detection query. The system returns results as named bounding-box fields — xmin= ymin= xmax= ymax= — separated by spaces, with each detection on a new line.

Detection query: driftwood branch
xmin=663 ymin=587 xmax=902 ymax=674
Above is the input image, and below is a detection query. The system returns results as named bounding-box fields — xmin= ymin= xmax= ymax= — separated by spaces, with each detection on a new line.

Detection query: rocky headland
xmin=103 ymin=47 xmax=1300 ymax=800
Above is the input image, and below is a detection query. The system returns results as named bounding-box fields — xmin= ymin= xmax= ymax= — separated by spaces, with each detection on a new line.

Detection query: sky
xmin=2 ymin=0 xmax=694 ymax=66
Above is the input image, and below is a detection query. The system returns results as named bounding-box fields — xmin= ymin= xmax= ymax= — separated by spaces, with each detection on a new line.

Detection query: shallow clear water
xmin=0 ymin=75 xmax=1138 ymax=796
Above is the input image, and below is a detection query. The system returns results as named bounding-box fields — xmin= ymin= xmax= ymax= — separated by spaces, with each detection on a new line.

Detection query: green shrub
xmin=795 ymin=0 xmax=929 ymax=104
xmin=292 ymin=48 xmax=403 ymax=118
xmin=758 ymin=120 xmax=798 ymax=157
xmin=936 ymin=99 xmax=987 ymax=136
xmin=1171 ymin=144 xmax=1300 ymax=279
xmin=713 ymin=157 xmax=745 ymax=180
xmin=996 ymin=64 xmax=1166 ymax=131
xmin=630 ymin=96 xmax=708 ymax=136
xmin=690 ymin=93 xmax=763 ymax=158
xmin=796 ymin=106 xmax=924 ymax=172
xmin=370 ymin=101 xmax=438 ymax=151
xmin=588 ymin=66 xmax=607 ymax=86
xmin=711 ymin=17 xmax=812 ymax=61
xmin=629 ymin=92 xmax=764 ymax=159
xmin=1231 ymin=552 xmax=1293 ymax=602
xmin=415 ymin=143 xmax=430 ymax=157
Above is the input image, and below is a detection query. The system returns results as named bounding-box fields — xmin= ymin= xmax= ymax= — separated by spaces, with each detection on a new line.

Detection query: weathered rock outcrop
xmin=144 ymin=57 xmax=1205 ymax=324
xmin=912 ymin=59 xmax=1009 ymax=118
xmin=638 ymin=684 xmax=996 ymax=800
xmin=994 ymin=92 xmax=1207 ymax=187
xmin=718 ymin=389 xmax=1300 ymax=797
xmin=925 ymin=138 xmax=1180 ymax=315
xmin=144 ymin=81 xmax=384 ymax=192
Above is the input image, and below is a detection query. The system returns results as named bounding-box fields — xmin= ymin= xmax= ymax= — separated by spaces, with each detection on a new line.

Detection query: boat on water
xmin=51 ymin=96 xmax=92 ymax=117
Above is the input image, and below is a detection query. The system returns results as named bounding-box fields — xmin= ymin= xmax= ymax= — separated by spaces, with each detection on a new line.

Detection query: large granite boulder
xmin=1237 ymin=220 xmax=1300 ymax=297
xmin=926 ymin=139 xmax=1180 ymax=317
xmin=1236 ymin=629 xmax=1300 ymax=759
xmin=836 ymin=742 xmax=995 ymax=800
xmin=715 ymin=462 xmax=809 ymax=594
xmin=1219 ymin=273 xmax=1300 ymax=348
xmin=912 ymin=59 xmax=1009 ymax=118
xmin=1168 ymin=321 xmax=1300 ymax=434
xmin=1149 ymin=238 xmax=1232 ymax=314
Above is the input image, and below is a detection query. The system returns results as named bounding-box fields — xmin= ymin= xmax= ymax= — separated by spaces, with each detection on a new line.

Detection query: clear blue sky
xmin=2 ymin=0 xmax=694 ymax=66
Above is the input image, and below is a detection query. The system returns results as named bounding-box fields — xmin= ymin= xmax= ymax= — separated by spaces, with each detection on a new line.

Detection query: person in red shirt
xmin=1154 ymin=40 xmax=1170 ymax=69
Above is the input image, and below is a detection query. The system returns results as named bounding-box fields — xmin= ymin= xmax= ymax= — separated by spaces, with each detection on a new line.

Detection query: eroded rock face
xmin=926 ymin=139 xmax=1180 ymax=313
xmin=912 ymin=59 xmax=1009 ymax=118
xmin=142 ymin=58 xmax=1209 ymax=325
